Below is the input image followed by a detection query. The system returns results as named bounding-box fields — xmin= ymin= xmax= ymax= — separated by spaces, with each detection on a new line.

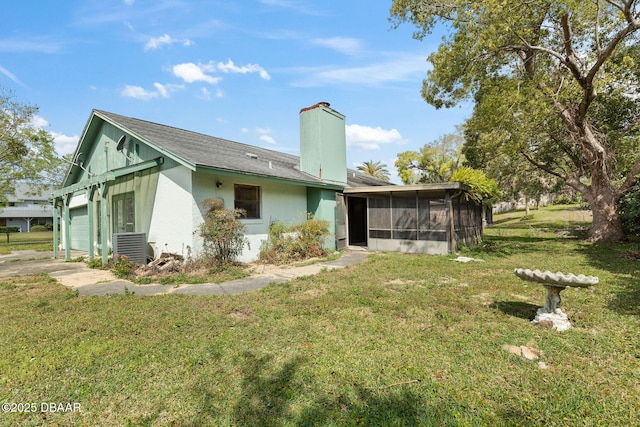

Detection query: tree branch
xmin=520 ymin=151 xmax=589 ymax=195
xmin=616 ymin=159 xmax=640 ymax=200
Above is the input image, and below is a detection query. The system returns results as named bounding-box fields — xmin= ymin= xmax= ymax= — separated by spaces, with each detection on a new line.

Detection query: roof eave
xmin=93 ymin=110 xmax=197 ymax=171
xmin=195 ymin=165 xmax=344 ymax=190
xmin=343 ymin=182 xmax=470 ymax=194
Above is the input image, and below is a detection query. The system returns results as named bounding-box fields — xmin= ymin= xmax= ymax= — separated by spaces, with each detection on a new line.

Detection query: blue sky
xmin=1 ymin=0 xmax=470 ymax=183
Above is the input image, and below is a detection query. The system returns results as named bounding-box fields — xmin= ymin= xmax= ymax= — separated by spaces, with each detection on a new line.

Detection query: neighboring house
xmin=0 ymin=183 xmax=53 ymax=232
xmin=52 ymin=102 xmax=484 ymax=264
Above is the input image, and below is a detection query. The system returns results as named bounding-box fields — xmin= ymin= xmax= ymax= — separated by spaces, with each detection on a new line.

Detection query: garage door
xmin=69 ymin=206 xmax=89 ymax=251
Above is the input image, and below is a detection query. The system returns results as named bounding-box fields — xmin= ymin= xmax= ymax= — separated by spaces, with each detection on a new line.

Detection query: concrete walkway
xmin=0 ymin=250 xmax=369 ymax=296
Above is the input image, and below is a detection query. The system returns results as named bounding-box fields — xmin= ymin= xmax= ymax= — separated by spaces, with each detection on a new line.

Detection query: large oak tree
xmin=391 ymin=0 xmax=640 ymax=241
xmin=0 ymin=88 xmax=60 ymax=204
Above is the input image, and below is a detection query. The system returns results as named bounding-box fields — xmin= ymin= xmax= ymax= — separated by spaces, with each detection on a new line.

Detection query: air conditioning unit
xmin=112 ymin=232 xmax=147 ymax=265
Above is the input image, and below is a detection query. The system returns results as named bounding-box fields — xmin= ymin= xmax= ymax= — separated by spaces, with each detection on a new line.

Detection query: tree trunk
xmin=584 ymin=178 xmax=626 ymax=242
xmin=524 ymin=196 xmax=530 ymax=215
xmin=561 ymin=109 xmax=627 ymax=242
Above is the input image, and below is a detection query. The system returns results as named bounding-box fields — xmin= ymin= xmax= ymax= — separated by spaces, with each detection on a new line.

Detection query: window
xmin=112 ymin=192 xmax=135 ymax=233
xmin=234 ymin=184 xmax=260 ymax=219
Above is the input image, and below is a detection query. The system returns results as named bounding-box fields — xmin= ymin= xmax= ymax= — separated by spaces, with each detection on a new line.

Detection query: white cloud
xmin=200 ymin=87 xmax=212 ymax=100
xmin=172 ymin=60 xmax=270 ymax=84
xmin=51 ymin=132 xmax=80 ymax=156
xmin=346 ymin=124 xmax=406 ymax=150
xmin=259 ymin=0 xmax=322 ymax=15
xmin=172 ymin=63 xmax=221 ymax=84
xmin=0 ymin=37 xmax=62 ymax=54
xmin=259 ymin=135 xmax=276 ymax=144
xmin=121 ymin=85 xmax=157 ymax=100
xmin=27 ymin=116 xmax=79 ymax=156
xmin=0 ymin=65 xmax=23 ymax=85
xmin=121 ymin=83 xmax=183 ymax=100
xmin=311 ymin=37 xmax=362 ymax=55
xmin=292 ymin=53 xmax=426 ymax=87
xmin=217 ymin=59 xmax=270 ymax=80
xmin=30 ymin=115 xmax=50 ymax=129
xmin=123 ymin=0 xmax=134 ymax=5
xmin=256 ymin=128 xmax=276 ymax=144
xmin=145 ymin=34 xmax=194 ymax=51
xmin=153 ymin=82 xmax=169 ymax=98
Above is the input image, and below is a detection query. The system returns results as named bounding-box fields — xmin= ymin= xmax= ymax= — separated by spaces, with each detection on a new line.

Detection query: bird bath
xmin=513 ymin=268 xmax=599 ymax=331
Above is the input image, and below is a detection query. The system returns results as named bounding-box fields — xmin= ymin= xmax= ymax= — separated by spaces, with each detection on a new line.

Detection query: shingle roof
xmin=94 ymin=110 xmax=390 ymax=188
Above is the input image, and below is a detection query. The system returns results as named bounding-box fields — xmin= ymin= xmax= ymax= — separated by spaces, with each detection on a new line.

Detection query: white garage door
xmin=69 ymin=206 xmax=89 ymax=251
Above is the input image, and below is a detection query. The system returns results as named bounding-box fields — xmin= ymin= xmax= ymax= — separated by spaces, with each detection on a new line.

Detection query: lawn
xmin=1 ymin=205 xmax=639 ymax=426
xmin=0 ymin=231 xmax=53 ymax=254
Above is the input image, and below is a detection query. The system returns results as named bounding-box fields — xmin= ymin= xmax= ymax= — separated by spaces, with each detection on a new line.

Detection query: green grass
xmin=1 ymin=206 xmax=639 ymax=426
xmin=0 ymin=231 xmax=53 ymax=254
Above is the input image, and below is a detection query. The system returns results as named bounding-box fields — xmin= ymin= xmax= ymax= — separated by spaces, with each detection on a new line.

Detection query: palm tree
xmin=357 ymin=160 xmax=391 ymax=182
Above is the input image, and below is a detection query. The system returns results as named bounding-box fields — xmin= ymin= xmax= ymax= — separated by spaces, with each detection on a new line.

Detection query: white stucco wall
xmin=192 ymin=173 xmax=308 ymax=262
xmin=147 ymin=165 xmax=195 ymax=258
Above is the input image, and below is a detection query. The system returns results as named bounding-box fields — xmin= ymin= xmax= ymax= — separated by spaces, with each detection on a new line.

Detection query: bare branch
xmin=520 ymin=151 xmax=589 ymax=195
xmin=560 ymin=14 xmax=587 ymax=87
xmin=616 ymin=159 xmax=640 ymax=200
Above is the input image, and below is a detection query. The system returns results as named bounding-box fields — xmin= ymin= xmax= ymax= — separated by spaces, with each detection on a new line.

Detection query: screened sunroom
xmin=342 ymin=183 xmax=484 ymax=255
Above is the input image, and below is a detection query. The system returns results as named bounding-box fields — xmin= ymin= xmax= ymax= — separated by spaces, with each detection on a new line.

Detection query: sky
xmin=1 ymin=0 xmax=471 ymax=183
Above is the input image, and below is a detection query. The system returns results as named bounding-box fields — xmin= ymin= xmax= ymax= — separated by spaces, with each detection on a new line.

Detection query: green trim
xmin=94 ymin=111 xmax=196 ymax=171
xmin=52 ymin=157 xmax=164 ymax=198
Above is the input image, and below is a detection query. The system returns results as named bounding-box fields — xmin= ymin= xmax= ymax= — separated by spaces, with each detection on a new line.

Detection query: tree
xmin=395 ymin=131 xmax=464 ymax=184
xmin=391 ymin=0 xmax=640 ymax=241
xmin=356 ymin=160 xmax=391 ymax=182
xmin=463 ymin=130 xmax=561 ymax=215
xmin=450 ymin=167 xmax=501 ymax=205
xmin=0 ymin=88 xmax=61 ymax=205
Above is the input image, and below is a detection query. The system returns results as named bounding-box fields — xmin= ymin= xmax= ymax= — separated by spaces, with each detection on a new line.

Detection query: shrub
xmin=111 ymin=254 xmax=136 ymax=279
xmin=30 ymin=225 xmax=48 ymax=232
xmin=87 ymin=258 xmax=103 ymax=269
xmin=450 ymin=167 xmax=501 ymax=205
xmin=197 ymin=198 xmax=247 ymax=267
xmin=619 ymin=184 xmax=640 ymax=237
xmin=0 ymin=226 xmax=20 ymax=234
xmin=259 ymin=214 xmax=330 ymax=264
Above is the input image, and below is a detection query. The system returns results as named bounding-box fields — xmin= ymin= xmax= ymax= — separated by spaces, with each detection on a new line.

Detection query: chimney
xmin=299 ymin=102 xmax=347 ymax=184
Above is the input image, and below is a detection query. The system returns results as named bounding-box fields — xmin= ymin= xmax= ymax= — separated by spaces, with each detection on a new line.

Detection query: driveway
xmin=0 ymin=250 xmax=369 ymax=296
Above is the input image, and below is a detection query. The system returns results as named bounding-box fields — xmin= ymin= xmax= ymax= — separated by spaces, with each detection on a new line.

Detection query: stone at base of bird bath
xmin=532 ymin=307 xmax=572 ymax=331
xmin=513 ymin=268 xmax=599 ymax=331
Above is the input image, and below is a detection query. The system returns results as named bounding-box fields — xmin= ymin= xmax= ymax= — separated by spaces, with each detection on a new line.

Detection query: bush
xmin=87 ymin=258 xmax=103 ymax=269
xmin=30 ymin=225 xmax=48 ymax=232
xmin=619 ymin=184 xmax=640 ymax=237
xmin=111 ymin=254 xmax=136 ymax=279
xmin=260 ymin=214 xmax=330 ymax=264
xmin=0 ymin=226 xmax=20 ymax=234
xmin=197 ymin=198 xmax=247 ymax=268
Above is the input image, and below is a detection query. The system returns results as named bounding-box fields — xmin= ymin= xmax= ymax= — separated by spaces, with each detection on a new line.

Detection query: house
xmin=1 ymin=183 xmax=53 ymax=232
xmin=52 ymin=102 xmax=484 ymax=264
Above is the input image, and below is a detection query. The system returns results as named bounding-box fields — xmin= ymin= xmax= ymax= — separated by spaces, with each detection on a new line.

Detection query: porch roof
xmin=344 ymin=182 xmax=470 ymax=196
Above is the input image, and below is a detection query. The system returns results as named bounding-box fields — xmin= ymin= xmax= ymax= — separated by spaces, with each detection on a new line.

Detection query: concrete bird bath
xmin=513 ymin=268 xmax=599 ymax=331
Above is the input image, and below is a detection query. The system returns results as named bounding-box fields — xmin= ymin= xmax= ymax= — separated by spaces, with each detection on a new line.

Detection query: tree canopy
xmin=356 ymin=160 xmax=391 ymax=182
xmin=395 ymin=131 xmax=464 ymax=184
xmin=0 ymin=88 xmax=61 ymax=204
xmin=391 ymin=0 xmax=640 ymax=241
